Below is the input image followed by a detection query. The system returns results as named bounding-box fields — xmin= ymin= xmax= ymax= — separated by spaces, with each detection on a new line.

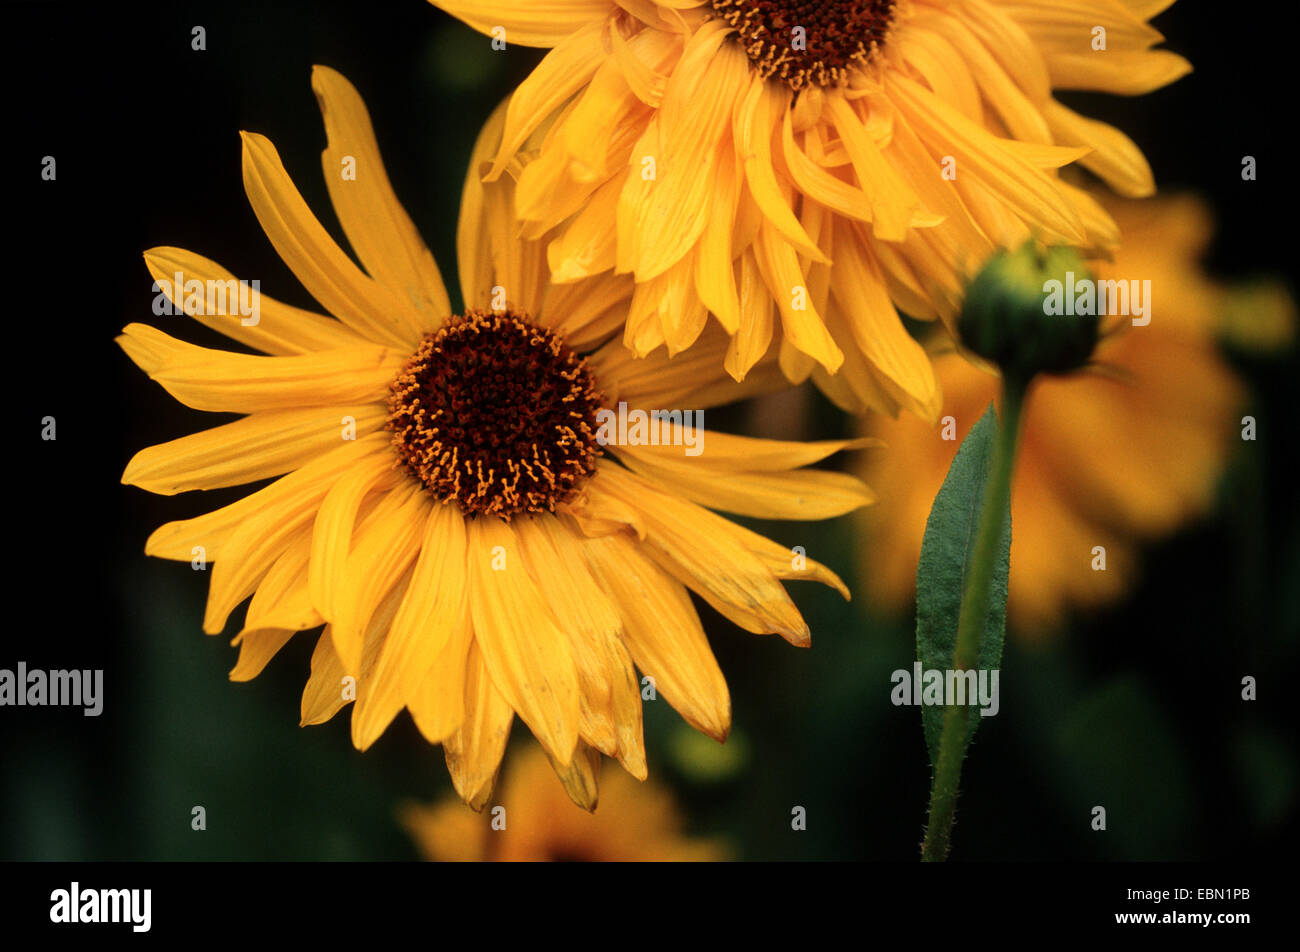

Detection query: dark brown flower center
xmin=387 ymin=309 xmax=603 ymax=520
xmin=711 ymin=0 xmax=896 ymax=90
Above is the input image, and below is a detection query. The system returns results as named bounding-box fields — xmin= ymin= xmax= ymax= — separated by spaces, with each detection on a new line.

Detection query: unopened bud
xmin=958 ymin=242 xmax=1101 ymax=382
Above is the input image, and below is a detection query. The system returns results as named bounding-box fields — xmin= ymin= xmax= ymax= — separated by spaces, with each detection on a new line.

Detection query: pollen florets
xmin=712 ymin=0 xmax=897 ymax=90
xmin=387 ymin=309 xmax=604 ymax=519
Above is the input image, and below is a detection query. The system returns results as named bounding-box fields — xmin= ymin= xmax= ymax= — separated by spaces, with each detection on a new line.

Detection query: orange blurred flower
xmin=401 ymin=745 xmax=728 ymax=861
xmin=859 ymin=193 xmax=1294 ymax=632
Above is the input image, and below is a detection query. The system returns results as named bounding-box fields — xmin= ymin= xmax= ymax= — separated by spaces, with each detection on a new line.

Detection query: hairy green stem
xmin=920 ymin=375 xmax=1028 ymax=862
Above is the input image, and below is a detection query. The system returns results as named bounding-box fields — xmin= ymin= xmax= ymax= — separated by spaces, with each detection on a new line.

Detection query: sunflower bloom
xmin=401 ymin=743 xmax=727 ymax=860
xmin=120 ymin=67 xmax=874 ymax=809
xmin=426 ymin=0 xmax=1189 ymax=417
xmin=857 ymin=193 xmax=1294 ymax=631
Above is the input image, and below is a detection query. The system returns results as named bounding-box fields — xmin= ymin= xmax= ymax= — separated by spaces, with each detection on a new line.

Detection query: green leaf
xmin=915 ymin=403 xmax=1011 ymax=764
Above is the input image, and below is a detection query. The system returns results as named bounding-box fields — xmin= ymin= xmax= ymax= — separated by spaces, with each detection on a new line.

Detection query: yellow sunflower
xmin=858 ymin=193 xmax=1294 ymax=632
xmin=120 ymin=67 xmax=875 ymax=809
xmin=401 ymin=743 xmax=727 ymax=860
xmin=426 ymin=0 xmax=1189 ymax=417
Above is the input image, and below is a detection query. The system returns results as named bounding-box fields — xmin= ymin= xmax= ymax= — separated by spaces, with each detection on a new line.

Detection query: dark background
xmin=1 ymin=0 xmax=1296 ymax=860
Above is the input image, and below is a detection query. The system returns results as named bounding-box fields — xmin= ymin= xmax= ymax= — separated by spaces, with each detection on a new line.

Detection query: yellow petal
xmin=583 ymin=533 xmax=730 ymax=741
xmin=752 ymin=222 xmax=843 ymax=374
xmin=608 ymin=17 xmax=674 ymax=106
xmin=774 ymin=327 xmax=816 ymax=382
xmin=466 ymin=516 xmax=581 ymax=765
xmin=607 ymin=636 xmax=647 ymax=779
xmin=229 ymin=628 xmax=297 ymax=683
xmin=331 ymin=483 xmax=427 ymax=678
xmin=444 ymin=642 xmax=515 ymax=811
xmin=545 ymin=176 xmax=622 ymax=283
xmin=312 ymin=65 xmax=451 ymax=327
xmin=309 ymin=447 xmax=404 ymax=625
xmin=550 ymin=35 xmax=650 ymax=185
xmin=1044 ymin=99 xmax=1155 ymax=199
xmin=725 ymin=252 xmax=776 ymax=380
xmin=591 ymin=464 xmax=810 ymax=644
xmin=304 ymin=564 xmax=405 ymax=728
xmin=779 ymin=113 xmax=875 ymax=225
xmin=302 ymin=571 xmax=406 ymax=727
xmin=615 ymin=445 xmax=876 ymax=519
xmin=616 ymin=20 xmax=748 ymax=280
xmin=879 ymin=113 xmax=991 ymax=273
xmin=143 ymin=246 xmax=367 ymax=355
xmin=123 ymin=404 xmax=387 ymax=495
xmin=735 ymin=76 xmax=827 ymax=261
xmin=431 ymin=0 xmax=618 ymax=49
xmin=1047 ymin=50 xmax=1191 ymax=95
xmin=692 ymin=147 xmax=742 ymax=335
xmin=301 ymin=628 xmax=349 ymax=726
xmin=949 ymin=0 xmax=1050 ymax=102
xmin=242 ymin=523 xmax=322 ymax=635
xmin=142 ymin=436 xmax=385 ymax=562
xmin=647 ymin=255 xmax=709 ymax=355
xmin=618 ymin=427 xmax=879 ymax=471
xmin=916 ymin=11 xmax=1050 ymax=143
xmin=1056 ymin=180 xmax=1121 ymax=253
xmin=515 ymin=515 xmax=622 ymax=756
xmin=353 ymin=500 xmax=468 ymax=750
xmin=621 ymin=272 xmax=669 ymax=356
xmin=117 ymin=323 xmax=402 ymax=414
xmin=240 ymin=131 xmax=419 ymax=348
xmin=406 ymin=612 xmax=475 ymax=745
xmin=201 ymin=442 xmax=388 ymax=634
xmin=723 ymin=518 xmax=853 ymax=600
xmin=995 ymin=0 xmax=1162 ymax=56
xmin=539 ymin=269 xmax=634 ymax=349
xmin=591 ymin=316 xmax=782 ymax=407
xmin=545 ymin=741 xmax=602 ymax=812
xmin=892 ymin=23 xmax=981 ymax=121
xmin=887 ymin=75 xmax=1086 ymax=244
xmin=812 ymin=304 xmax=914 ymax=416
xmin=457 ymin=102 xmax=547 ymax=315
xmin=830 ymin=223 xmax=940 ymax=418
xmin=486 ymin=17 xmax=608 ymax=178
xmin=825 ymin=94 xmax=926 ymax=242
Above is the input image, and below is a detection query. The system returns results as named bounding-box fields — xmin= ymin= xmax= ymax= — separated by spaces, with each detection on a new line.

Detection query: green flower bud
xmin=957 ymin=242 xmax=1101 ymax=383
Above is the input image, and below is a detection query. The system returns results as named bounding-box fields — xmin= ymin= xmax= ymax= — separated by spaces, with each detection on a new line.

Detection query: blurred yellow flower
xmin=858 ymin=193 xmax=1294 ymax=631
xmin=119 ymin=67 xmax=876 ymax=810
xmin=428 ymin=0 xmax=1189 ymax=417
xmin=402 ymin=744 xmax=728 ymax=861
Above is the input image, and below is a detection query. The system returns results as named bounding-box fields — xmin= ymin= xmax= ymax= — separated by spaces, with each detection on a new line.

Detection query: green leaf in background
xmin=916 ymin=403 xmax=1011 ymax=764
